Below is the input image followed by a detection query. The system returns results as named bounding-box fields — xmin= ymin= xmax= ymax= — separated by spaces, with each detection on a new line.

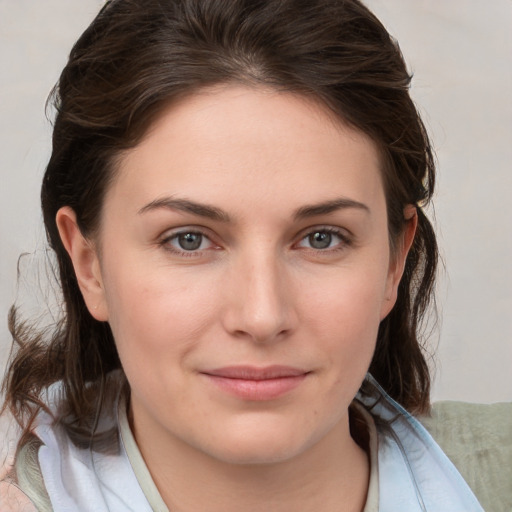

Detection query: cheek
xmin=100 ymin=260 xmax=219 ymax=365
xmin=304 ymin=265 xmax=388 ymax=330
xmin=300 ymin=265 xmax=388 ymax=371
xmin=294 ymin=272 xmax=384 ymax=430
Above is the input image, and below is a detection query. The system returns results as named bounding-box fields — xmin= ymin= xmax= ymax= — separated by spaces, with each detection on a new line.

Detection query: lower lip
xmin=203 ymin=374 xmax=308 ymax=401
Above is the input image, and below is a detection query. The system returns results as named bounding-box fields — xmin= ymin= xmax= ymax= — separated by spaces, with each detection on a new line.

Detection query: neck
xmin=130 ymin=406 xmax=369 ymax=512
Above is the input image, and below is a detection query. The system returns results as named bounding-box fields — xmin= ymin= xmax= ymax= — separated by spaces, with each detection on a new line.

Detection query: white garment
xmin=358 ymin=376 xmax=484 ymax=512
xmin=21 ymin=374 xmax=483 ymax=511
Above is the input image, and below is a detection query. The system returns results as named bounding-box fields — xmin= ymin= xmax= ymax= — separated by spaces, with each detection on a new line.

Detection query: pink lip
xmin=201 ymin=365 xmax=309 ymax=401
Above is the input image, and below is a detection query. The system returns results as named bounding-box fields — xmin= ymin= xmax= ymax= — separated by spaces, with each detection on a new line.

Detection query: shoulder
xmin=0 ymin=455 xmax=39 ymax=512
xmin=0 ymin=481 xmax=38 ymax=512
xmin=19 ymin=379 xmax=152 ymax=511
xmin=1 ymin=434 xmax=53 ymax=512
xmin=357 ymin=375 xmax=485 ymax=511
xmin=419 ymin=400 xmax=512 ymax=512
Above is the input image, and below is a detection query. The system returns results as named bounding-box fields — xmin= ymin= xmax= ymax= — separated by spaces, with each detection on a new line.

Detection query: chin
xmin=207 ymin=439 xmax=305 ymax=466
xmin=195 ymin=416 xmax=326 ymax=467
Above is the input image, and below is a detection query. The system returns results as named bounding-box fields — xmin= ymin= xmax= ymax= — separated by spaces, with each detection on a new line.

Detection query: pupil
xmin=309 ymin=231 xmax=331 ymax=249
xmin=178 ymin=233 xmax=202 ymax=250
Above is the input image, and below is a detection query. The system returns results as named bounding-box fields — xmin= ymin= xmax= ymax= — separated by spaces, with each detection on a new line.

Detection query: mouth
xmin=200 ymin=365 xmax=310 ymax=401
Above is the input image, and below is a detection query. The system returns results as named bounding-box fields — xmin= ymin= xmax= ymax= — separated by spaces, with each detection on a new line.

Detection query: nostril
xmin=222 ymin=299 xmax=296 ymax=343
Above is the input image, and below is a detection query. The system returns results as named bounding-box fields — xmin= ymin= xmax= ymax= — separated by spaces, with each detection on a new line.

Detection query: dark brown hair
xmin=3 ymin=0 xmax=437 ymax=443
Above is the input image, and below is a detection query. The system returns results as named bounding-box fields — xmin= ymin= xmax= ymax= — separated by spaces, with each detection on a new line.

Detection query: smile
xmin=201 ymin=365 xmax=309 ymax=401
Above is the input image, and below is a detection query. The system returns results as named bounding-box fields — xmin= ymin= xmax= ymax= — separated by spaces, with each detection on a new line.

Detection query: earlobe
xmin=380 ymin=205 xmax=418 ymax=320
xmin=56 ymin=207 xmax=108 ymax=321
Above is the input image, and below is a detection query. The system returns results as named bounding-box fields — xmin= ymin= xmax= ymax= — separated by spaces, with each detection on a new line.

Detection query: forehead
xmin=109 ymin=85 xmax=385 ymax=218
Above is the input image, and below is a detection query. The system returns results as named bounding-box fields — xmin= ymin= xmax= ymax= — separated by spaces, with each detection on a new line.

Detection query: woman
xmin=1 ymin=0 xmax=483 ymax=510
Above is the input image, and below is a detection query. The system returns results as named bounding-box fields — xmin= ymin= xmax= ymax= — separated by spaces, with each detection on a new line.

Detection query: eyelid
xmin=159 ymin=226 xmax=221 ymax=256
xmin=294 ymin=225 xmax=353 ymax=251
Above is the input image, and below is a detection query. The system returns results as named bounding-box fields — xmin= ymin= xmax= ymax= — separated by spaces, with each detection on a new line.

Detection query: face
xmin=62 ymin=85 xmax=409 ymax=466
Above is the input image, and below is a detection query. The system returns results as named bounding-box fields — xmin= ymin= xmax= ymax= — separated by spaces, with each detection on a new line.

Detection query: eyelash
xmin=296 ymin=226 xmax=352 ymax=253
xmin=159 ymin=229 xmax=218 ymax=258
xmin=158 ymin=226 xmax=352 ymax=257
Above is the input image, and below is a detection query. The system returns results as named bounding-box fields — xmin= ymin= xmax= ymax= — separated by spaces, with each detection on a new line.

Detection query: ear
xmin=380 ymin=205 xmax=418 ymax=320
xmin=56 ymin=206 xmax=109 ymax=321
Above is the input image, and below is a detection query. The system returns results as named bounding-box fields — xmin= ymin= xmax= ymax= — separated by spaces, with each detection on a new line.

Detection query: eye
xmin=297 ymin=228 xmax=349 ymax=251
xmin=307 ymin=231 xmax=334 ymax=249
xmin=162 ymin=230 xmax=216 ymax=254
xmin=175 ymin=232 xmax=205 ymax=251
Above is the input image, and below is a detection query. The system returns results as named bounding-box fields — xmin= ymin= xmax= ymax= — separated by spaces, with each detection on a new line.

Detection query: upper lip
xmin=202 ymin=365 xmax=308 ymax=380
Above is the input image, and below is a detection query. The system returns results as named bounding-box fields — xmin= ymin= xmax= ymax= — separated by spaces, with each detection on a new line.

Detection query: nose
xmin=221 ymin=249 xmax=297 ymax=344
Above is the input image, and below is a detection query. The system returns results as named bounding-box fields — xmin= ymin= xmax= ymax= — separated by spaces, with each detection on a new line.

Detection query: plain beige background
xmin=0 ymin=0 xmax=511 ymax=418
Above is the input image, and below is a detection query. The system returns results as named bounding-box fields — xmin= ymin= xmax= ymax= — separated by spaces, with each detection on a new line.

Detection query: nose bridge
xmin=224 ymin=243 xmax=294 ymax=342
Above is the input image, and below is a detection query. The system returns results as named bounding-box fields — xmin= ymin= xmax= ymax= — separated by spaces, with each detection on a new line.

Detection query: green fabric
xmin=419 ymin=401 xmax=512 ymax=512
xmin=15 ymin=435 xmax=53 ymax=512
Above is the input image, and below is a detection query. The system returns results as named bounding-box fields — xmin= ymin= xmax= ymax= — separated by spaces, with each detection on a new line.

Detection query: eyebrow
xmin=138 ymin=196 xmax=369 ymax=222
xmin=137 ymin=197 xmax=231 ymax=222
xmin=293 ymin=197 xmax=370 ymax=219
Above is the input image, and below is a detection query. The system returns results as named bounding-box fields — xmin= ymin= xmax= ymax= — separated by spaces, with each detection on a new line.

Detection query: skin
xmin=57 ymin=85 xmax=416 ymax=512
